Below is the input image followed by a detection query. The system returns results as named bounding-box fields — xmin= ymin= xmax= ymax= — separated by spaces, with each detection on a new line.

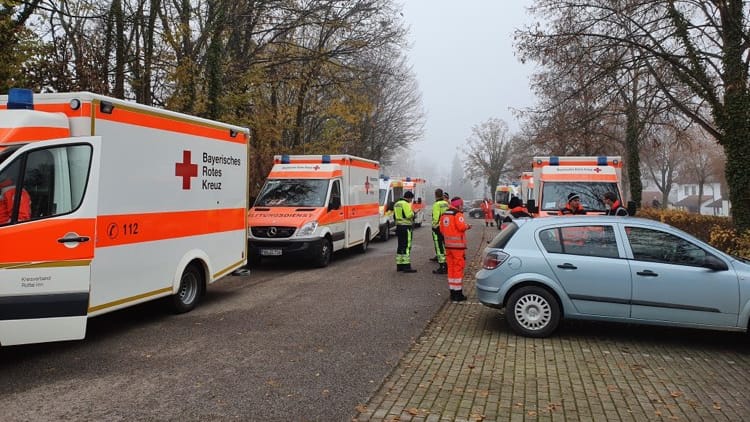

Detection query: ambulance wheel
xmin=172 ymin=264 xmax=203 ymax=313
xmin=359 ymin=230 xmax=370 ymax=253
xmin=379 ymin=223 xmax=390 ymax=241
xmin=314 ymin=237 xmax=332 ymax=268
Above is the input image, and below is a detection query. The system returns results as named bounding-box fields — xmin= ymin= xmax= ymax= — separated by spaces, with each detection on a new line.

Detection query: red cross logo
xmin=175 ymin=150 xmax=198 ymax=190
xmin=364 ymin=177 xmax=371 ymax=194
xmin=593 ymin=167 xmax=602 ymax=173
xmin=313 ymin=165 xmax=320 ymax=171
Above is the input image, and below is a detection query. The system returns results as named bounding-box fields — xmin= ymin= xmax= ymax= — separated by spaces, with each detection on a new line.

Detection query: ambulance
xmin=0 ymin=89 xmax=249 ymax=346
xmin=529 ymin=155 xmax=626 ymax=216
xmin=398 ymin=177 xmax=427 ymax=227
xmin=493 ymin=184 xmax=517 ymax=225
xmin=378 ymin=176 xmax=395 ymax=241
xmin=519 ymin=171 xmax=534 ymax=205
xmin=248 ymin=154 xmax=380 ymax=267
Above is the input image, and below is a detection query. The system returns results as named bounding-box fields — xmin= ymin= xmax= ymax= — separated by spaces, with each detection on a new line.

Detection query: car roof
xmin=518 ymin=216 xmax=678 ymax=231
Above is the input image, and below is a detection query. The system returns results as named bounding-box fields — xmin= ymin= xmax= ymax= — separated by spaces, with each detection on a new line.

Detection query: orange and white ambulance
xmin=0 ymin=89 xmax=249 ymax=346
xmin=519 ymin=171 xmax=534 ymax=205
xmin=400 ymin=177 xmax=427 ymax=227
xmin=493 ymin=184 xmax=517 ymax=225
xmin=378 ymin=176 xmax=396 ymax=241
xmin=248 ymin=154 xmax=380 ymax=267
xmin=529 ymin=155 xmax=624 ymax=216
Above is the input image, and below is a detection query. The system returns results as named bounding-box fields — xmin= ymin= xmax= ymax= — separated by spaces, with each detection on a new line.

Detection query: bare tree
xmin=462 ymin=118 xmax=517 ymax=195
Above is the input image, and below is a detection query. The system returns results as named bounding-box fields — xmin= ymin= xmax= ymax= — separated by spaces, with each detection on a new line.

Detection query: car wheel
xmin=359 ymin=230 xmax=370 ymax=253
xmin=171 ymin=264 xmax=203 ymax=314
xmin=380 ymin=223 xmax=390 ymax=241
xmin=314 ymin=237 xmax=332 ymax=267
xmin=505 ymin=286 xmax=560 ymax=337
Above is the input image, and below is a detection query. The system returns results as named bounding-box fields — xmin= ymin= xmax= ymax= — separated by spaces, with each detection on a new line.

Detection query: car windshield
xmin=495 ymin=190 xmax=510 ymax=205
xmin=541 ymin=182 xmax=619 ymax=212
xmin=255 ymin=179 xmax=328 ymax=207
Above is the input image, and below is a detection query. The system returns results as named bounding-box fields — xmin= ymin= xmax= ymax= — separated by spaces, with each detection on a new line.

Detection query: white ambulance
xmin=529 ymin=155 xmax=625 ymax=216
xmin=248 ymin=154 xmax=380 ymax=267
xmin=378 ymin=176 xmax=395 ymax=241
xmin=0 ymin=89 xmax=249 ymax=346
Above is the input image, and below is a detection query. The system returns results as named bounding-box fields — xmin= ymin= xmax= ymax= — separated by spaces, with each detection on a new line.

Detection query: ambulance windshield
xmin=255 ymin=179 xmax=329 ymax=207
xmin=541 ymin=182 xmax=619 ymax=212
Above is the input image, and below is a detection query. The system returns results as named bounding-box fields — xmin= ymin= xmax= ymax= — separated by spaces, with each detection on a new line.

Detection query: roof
xmin=673 ymin=195 xmax=714 ymax=207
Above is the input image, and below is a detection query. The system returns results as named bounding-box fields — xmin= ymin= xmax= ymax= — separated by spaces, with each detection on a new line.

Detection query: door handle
xmin=636 ymin=270 xmax=658 ymax=277
xmin=557 ymin=263 xmax=577 ymax=270
xmin=58 ymin=235 xmax=90 ymax=244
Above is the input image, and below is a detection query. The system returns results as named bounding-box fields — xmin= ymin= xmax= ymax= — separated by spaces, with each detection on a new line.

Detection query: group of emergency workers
xmin=392 ymin=187 xmax=472 ymax=302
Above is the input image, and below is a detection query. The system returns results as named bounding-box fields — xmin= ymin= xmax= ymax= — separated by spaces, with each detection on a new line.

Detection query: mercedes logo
xmin=268 ymin=227 xmax=277 ymax=237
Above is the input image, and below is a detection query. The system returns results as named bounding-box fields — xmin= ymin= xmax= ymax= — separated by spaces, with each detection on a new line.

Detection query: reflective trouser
xmin=431 ymin=227 xmax=446 ymax=264
xmin=396 ymin=224 xmax=413 ymax=265
xmin=446 ymin=248 xmax=465 ymax=290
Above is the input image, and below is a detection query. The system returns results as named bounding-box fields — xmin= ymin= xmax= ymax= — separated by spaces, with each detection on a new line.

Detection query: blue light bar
xmin=322 ymin=155 xmax=331 ymax=163
xmin=550 ymin=156 xmax=559 ymax=166
xmin=8 ymin=88 xmax=34 ymax=110
xmin=597 ymin=156 xmax=607 ymax=166
xmin=405 ymin=177 xmax=411 ymax=182
xmin=281 ymin=154 xmax=290 ymax=164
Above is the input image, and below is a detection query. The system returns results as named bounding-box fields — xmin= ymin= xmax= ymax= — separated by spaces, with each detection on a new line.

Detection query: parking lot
xmin=355 ymin=226 xmax=750 ymax=421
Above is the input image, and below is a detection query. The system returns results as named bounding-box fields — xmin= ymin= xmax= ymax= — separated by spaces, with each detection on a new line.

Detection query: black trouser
xmin=395 ymin=224 xmax=413 ymax=265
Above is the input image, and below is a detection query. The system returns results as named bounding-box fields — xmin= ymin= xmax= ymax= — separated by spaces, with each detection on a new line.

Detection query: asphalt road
xmin=0 ymin=220 xmax=487 ymax=421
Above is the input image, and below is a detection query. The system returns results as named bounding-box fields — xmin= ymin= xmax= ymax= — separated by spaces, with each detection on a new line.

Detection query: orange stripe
xmin=533 ymin=160 xmax=622 ymax=168
xmin=1 ymin=218 xmax=96 ymax=263
xmin=541 ymin=174 xmax=617 ymax=181
xmin=96 ymin=208 xmax=246 ymax=247
xmin=268 ymin=170 xmax=343 ymax=178
xmin=273 ymin=157 xmax=379 ymax=170
xmin=344 ymin=203 xmax=379 ymax=219
xmin=0 ymin=126 xmax=71 ymax=143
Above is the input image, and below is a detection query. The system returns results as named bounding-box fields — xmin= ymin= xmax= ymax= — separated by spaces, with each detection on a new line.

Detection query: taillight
xmin=482 ymin=250 xmax=509 ymax=270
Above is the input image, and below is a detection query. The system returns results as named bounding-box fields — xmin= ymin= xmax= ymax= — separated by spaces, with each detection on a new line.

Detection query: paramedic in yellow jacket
xmin=394 ymin=191 xmax=417 ymax=273
xmin=431 ymin=188 xmax=449 ymax=274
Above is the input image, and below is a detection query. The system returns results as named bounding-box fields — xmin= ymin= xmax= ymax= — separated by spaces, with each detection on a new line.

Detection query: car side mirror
xmin=329 ymin=196 xmax=341 ymax=211
xmin=704 ymin=255 xmax=728 ymax=271
xmin=627 ymin=200 xmax=636 ymax=216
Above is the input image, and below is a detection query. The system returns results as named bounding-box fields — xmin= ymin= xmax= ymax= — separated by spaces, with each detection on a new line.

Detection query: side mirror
xmin=704 ymin=255 xmax=728 ymax=271
xmin=527 ymin=199 xmax=537 ymax=214
xmin=329 ymin=196 xmax=341 ymax=211
xmin=627 ymin=200 xmax=636 ymax=216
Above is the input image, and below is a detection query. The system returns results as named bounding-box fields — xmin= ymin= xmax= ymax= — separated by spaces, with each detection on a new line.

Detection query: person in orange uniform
xmin=0 ymin=172 xmax=31 ymax=224
xmin=439 ymin=197 xmax=472 ymax=302
xmin=480 ymin=197 xmax=493 ymax=227
xmin=559 ymin=192 xmax=586 ymax=215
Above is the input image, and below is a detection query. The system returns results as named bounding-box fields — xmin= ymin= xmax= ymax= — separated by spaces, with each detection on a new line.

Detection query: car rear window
xmin=487 ymin=222 xmax=519 ymax=249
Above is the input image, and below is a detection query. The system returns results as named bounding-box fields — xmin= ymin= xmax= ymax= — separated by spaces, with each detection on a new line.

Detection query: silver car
xmin=476 ymin=216 xmax=750 ymax=338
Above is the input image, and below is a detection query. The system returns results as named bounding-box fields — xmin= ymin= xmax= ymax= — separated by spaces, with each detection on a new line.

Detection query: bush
xmin=636 ymin=208 xmax=750 ymax=259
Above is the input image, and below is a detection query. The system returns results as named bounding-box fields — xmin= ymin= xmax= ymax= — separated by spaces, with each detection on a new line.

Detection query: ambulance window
xmin=330 ymin=180 xmax=341 ymax=204
xmin=23 ymin=144 xmax=91 ymax=219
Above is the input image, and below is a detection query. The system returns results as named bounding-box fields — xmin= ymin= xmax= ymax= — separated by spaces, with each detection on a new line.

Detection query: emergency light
xmin=280 ymin=154 xmax=290 ymax=164
xmin=7 ymin=88 xmax=34 ymax=110
xmin=322 ymin=155 xmax=331 ymax=163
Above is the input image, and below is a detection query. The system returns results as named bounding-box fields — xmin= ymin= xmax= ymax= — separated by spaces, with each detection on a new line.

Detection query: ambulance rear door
xmin=0 ymin=137 xmax=100 ymax=346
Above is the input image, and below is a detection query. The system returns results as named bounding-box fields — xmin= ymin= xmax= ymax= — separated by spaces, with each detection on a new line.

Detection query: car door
xmin=540 ymin=223 xmax=631 ymax=317
xmin=0 ymin=139 xmax=98 ymax=346
xmin=325 ymin=178 xmax=346 ymax=250
xmin=623 ymin=225 xmax=739 ymax=328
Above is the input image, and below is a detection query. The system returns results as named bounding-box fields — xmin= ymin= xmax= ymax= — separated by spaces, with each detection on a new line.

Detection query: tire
xmin=505 ymin=286 xmax=560 ymax=338
xmin=379 ymin=223 xmax=390 ymax=241
xmin=171 ymin=264 xmax=203 ymax=314
xmin=359 ymin=230 xmax=370 ymax=253
xmin=313 ymin=237 xmax=332 ymax=268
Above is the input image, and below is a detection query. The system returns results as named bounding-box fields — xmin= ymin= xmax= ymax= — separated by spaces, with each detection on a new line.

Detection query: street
xmin=0 ymin=223 xmax=480 ymax=421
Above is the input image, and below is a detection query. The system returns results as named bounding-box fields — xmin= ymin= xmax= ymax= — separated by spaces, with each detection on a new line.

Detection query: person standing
xmin=480 ymin=197 xmax=494 ymax=227
xmin=394 ymin=191 xmax=417 ymax=273
xmin=440 ymin=197 xmax=471 ymax=302
xmin=430 ymin=188 xmax=449 ymax=274
xmin=502 ymin=196 xmax=532 ymax=225
xmin=603 ymin=191 xmax=629 ymax=216
xmin=559 ymin=192 xmax=587 ymax=215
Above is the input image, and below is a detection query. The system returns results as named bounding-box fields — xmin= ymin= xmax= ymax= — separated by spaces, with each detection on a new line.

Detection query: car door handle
xmin=58 ymin=235 xmax=90 ymax=244
xmin=636 ymin=270 xmax=658 ymax=277
xmin=557 ymin=263 xmax=577 ymax=270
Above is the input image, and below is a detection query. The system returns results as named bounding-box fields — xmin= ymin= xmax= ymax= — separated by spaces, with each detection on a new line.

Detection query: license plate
xmin=260 ymin=248 xmax=282 ymax=256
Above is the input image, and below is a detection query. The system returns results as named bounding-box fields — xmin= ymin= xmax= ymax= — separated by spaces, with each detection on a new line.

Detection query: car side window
xmin=539 ymin=226 xmax=618 ymax=258
xmin=626 ymin=226 xmax=708 ymax=266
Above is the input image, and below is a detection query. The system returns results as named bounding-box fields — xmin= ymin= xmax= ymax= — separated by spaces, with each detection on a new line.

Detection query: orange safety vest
xmin=0 ymin=183 xmax=31 ymax=223
xmin=439 ymin=209 xmax=470 ymax=249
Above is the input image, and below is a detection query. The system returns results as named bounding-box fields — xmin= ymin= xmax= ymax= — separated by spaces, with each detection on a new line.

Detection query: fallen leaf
xmin=713 ymin=402 xmax=722 ymax=410
xmin=470 ymin=413 xmax=485 ymax=421
xmin=407 ymin=408 xmax=419 ymax=416
xmin=527 ymin=411 xmax=537 ymax=416
xmin=354 ymin=404 xmax=367 ymax=413
xmin=468 ymin=364 xmax=476 ymax=369
xmin=670 ymin=391 xmax=683 ymax=398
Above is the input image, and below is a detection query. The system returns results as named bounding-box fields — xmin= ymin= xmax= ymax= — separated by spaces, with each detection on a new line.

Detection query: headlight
xmin=296 ymin=221 xmax=318 ymax=237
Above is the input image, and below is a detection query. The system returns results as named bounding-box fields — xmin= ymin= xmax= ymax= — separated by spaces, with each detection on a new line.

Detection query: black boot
xmin=396 ymin=264 xmax=403 ymax=272
xmin=429 ymin=256 xmax=438 ymax=262
xmin=432 ymin=263 xmax=447 ymax=274
xmin=401 ymin=264 xmax=417 ymax=273
xmin=454 ymin=290 xmax=467 ymax=302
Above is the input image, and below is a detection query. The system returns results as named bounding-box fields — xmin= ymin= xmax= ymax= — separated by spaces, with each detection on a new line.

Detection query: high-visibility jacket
xmin=394 ymin=198 xmax=414 ymax=226
xmin=432 ymin=199 xmax=449 ymax=228
xmin=0 ymin=183 xmax=31 ymax=224
xmin=439 ymin=209 xmax=470 ymax=249
xmin=560 ymin=204 xmax=586 ymax=215
xmin=605 ymin=200 xmax=628 ymax=216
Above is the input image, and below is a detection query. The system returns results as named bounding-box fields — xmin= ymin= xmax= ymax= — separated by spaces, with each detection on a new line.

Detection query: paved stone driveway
xmin=355 ymin=227 xmax=750 ymax=421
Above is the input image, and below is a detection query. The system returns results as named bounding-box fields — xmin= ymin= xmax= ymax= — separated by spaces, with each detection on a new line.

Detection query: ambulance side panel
xmin=344 ymin=161 xmax=379 ymax=247
xmin=85 ymin=104 xmax=248 ymax=316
